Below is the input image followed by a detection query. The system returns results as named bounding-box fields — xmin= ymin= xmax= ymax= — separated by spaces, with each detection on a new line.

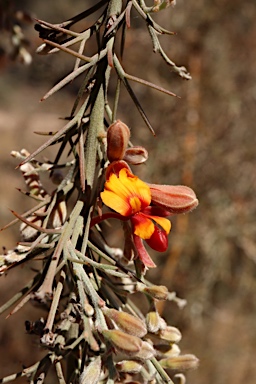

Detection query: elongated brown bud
xmin=123 ymin=146 xmax=148 ymax=165
xmin=102 ymin=329 xmax=142 ymax=354
xmin=107 ymin=120 xmax=130 ymax=162
xmin=102 ymin=308 xmax=147 ymax=337
xmin=143 ymin=285 xmax=169 ymax=300
xmin=148 ymin=184 xmax=199 ymax=214
xmin=160 ymin=354 xmax=199 ymax=371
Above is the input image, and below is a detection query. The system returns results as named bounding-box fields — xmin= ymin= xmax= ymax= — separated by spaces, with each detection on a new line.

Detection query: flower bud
xmin=107 ymin=120 xmax=130 ymax=162
xmin=160 ymin=354 xmax=199 ymax=371
xmin=146 ymin=311 xmax=161 ymax=333
xmin=159 ymin=326 xmax=182 ymax=343
xmin=143 ymin=285 xmax=169 ymax=301
xmin=155 ymin=344 xmax=180 ymax=359
xmin=102 ymin=308 xmax=147 ymax=338
xmin=163 ymin=343 xmax=181 ymax=358
xmin=133 ymin=340 xmax=156 ymax=360
xmin=148 ymin=184 xmax=198 ymax=214
xmin=79 ymin=357 xmax=101 ymax=384
xmin=102 ymin=329 xmax=142 ymax=354
xmin=116 ymin=360 xmax=143 ymax=374
xmin=123 ymin=146 xmax=148 ymax=165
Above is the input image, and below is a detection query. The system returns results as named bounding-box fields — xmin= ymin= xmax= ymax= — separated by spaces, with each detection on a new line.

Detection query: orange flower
xmin=100 ymin=168 xmax=171 ymax=268
xmin=90 ymin=162 xmax=198 ymax=268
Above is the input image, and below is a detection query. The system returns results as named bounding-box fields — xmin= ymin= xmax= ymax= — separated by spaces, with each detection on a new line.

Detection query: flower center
xmin=129 ymin=196 xmax=142 ymax=214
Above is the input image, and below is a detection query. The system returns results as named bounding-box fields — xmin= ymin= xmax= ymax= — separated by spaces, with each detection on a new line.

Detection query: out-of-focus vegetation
xmin=0 ymin=0 xmax=255 ymax=383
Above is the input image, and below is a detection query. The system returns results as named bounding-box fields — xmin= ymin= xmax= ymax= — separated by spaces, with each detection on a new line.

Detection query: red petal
xmin=133 ymin=235 xmax=156 ymax=268
xmin=145 ymin=226 xmax=168 ymax=252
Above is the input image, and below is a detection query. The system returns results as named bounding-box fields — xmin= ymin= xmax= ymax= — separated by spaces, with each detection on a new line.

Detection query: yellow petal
xmin=100 ymin=190 xmax=132 ymax=216
xmin=151 ymin=216 xmax=171 ymax=234
xmin=102 ymin=168 xmax=151 ymax=215
xmin=104 ymin=171 xmax=131 ymax=202
xmin=119 ymin=169 xmax=151 ymax=210
xmin=129 ymin=196 xmax=142 ymax=212
xmin=132 ymin=214 xmax=155 ymax=240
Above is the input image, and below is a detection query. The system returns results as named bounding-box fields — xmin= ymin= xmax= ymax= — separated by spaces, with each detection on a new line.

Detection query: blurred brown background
xmin=0 ymin=0 xmax=256 ymax=383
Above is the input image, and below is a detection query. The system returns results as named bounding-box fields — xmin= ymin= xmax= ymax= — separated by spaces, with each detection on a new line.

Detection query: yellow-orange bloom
xmin=99 ymin=167 xmax=172 ymax=268
xmin=101 ymin=168 xmax=171 ymax=241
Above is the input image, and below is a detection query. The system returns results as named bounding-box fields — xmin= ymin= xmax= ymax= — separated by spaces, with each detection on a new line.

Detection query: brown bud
xmin=163 ymin=343 xmax=181 ymax=358
xmin=123 ymin=146 xmax=148 ymax=165
xmin=116 ymin=360 xmax=143 ymax=374
xmin=143 ymin=285 xmax=169 ymax=301
xmin=107 ymin=120 xmax=130 ymax=162
xmin=148 ymin=184 xmax=199 ymax=214
xmin=102 ymin=308 xmax=147 ymax=338
xmin=146 ymin=311 xmax=161 ymax=333
xmin=159 ymin=326 xmax=182 ymax=343
xmin=102 ymin=329 xmax=142 ymax=354
xmin=160 ymin=354 xmax=199 ymax=371
xmin=133 ymin=340 xmax=156 ymax=360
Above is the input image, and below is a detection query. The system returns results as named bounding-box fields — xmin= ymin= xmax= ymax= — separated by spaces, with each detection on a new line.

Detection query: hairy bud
xmin=107 ymin=120 xmax=130 ymax=162
xmin=102 ymin=329 xmax=142 ymax=354
xmin=102 ymin=308 xmax=147 ymax=337
xmin=146 ymin=311 xmax=161 ymax=333
xmin=143 ymin=285 xmax=169 ymax=300
xmin=163 ymin=343 xmax=181 ymax=358
xmin=133 ymin=340 xmax=156 ymax=360
xmin=159 ymin=326 xmax=182 ymax=343
xmin=148 ymin=184 xmax=199 ymax=214
xmin=160 ymin=354 xmax=199 ymax=371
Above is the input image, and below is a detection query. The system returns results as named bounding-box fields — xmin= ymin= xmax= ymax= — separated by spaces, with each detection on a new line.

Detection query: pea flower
xmin=90 ymin=162 xmax=198 ymax=269
xmin=100 ymin=167 xmax=171 ymax=268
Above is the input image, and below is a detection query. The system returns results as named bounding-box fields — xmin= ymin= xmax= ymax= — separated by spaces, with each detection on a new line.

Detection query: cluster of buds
xmin=75 ymin=288 xmax=198 ymax=383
